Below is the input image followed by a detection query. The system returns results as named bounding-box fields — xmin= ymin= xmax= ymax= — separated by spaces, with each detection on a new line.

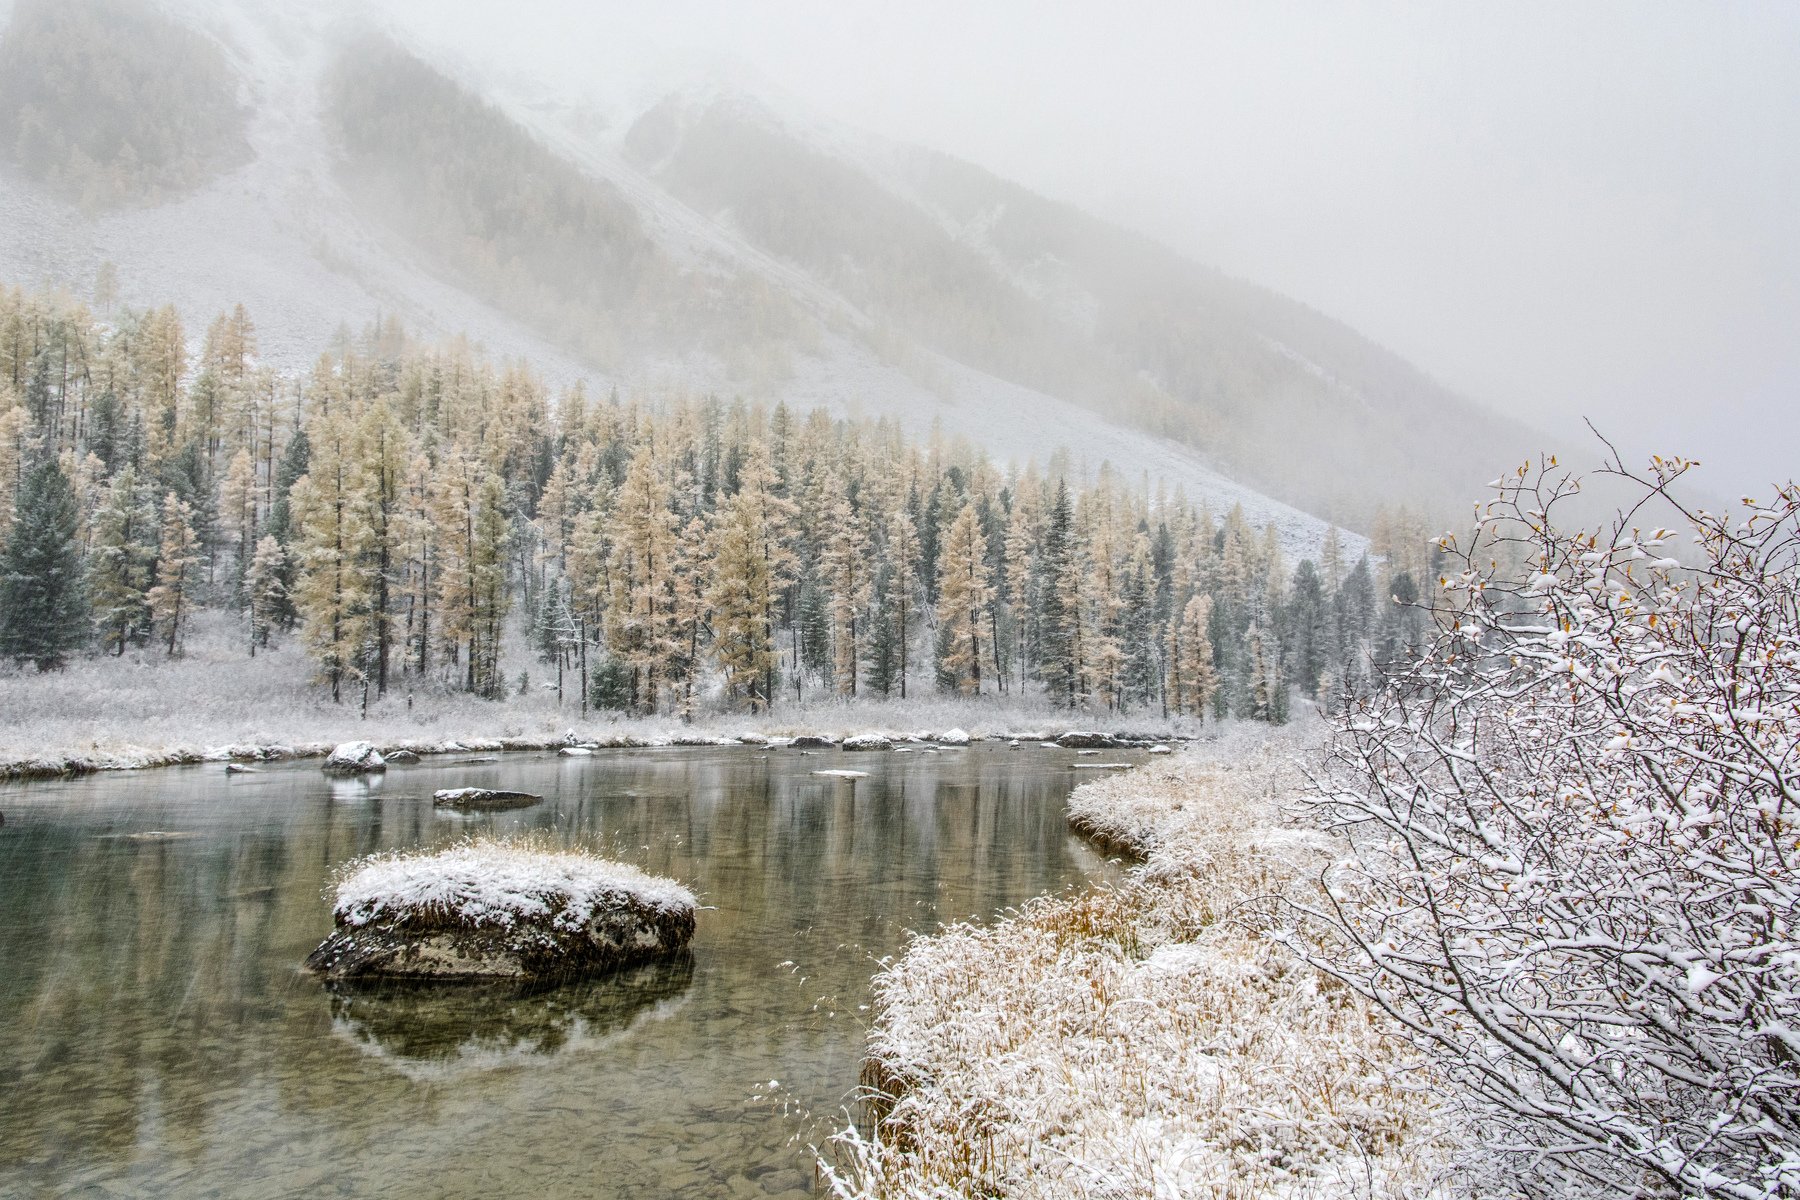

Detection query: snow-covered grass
xmin=0 ymin=610 xmax=1202 ymax=777
xmin=827 ymin=723 xmax=1448 ymax=1199
xmin=331 ymin=840 xmax=697 ymax=932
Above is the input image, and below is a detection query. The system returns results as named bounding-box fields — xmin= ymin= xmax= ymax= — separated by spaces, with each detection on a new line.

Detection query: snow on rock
xmin=433 ymin=788 xmax=543 ymax=812
xmin=306 ymin=842 xmax=697 ymax=982
xmin=790 ymin=735 xmax=837 ymax=749
xmin=813 ymin=769 xmax=869 ymax=779
xmin=842 ymin=734 xmax=894 ymax=752
xmin=1055 ymin=731 xmax=1124 ymax=749
xmin=934 ymin=728 xmax=972 ymax=746
xmin=322 ymin=741 xmax=386 ymax=775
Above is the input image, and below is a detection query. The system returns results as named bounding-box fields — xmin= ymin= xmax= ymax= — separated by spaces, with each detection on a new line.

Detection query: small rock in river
xmin=433 ymin=787 xmax=543 ymax=811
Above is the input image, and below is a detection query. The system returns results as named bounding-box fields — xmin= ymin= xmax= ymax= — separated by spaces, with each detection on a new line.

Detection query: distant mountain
xmin=0 ymin=0 xmax=1551 ymax=555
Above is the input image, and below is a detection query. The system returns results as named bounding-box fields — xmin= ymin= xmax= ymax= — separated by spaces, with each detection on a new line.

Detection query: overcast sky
xmin=382 ymin=1 xmax=1799 ymax=496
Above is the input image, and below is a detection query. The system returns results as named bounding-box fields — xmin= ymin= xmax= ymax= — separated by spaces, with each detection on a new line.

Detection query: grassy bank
xmin=828 ymin=725 xmax=1447 ymax=1199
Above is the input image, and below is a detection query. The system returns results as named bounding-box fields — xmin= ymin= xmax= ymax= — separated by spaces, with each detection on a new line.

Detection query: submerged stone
xmin=433 ymin=788 xmax=542 ymax=811
xmin=1056 ymin=731 xmax=1123 ymax=750
xmin=384 ymin=749 xmax=422 ymax=765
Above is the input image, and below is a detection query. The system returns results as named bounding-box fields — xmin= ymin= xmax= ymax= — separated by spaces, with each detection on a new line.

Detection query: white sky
xmin=380 ymin=1 xmax=1800 ymax=495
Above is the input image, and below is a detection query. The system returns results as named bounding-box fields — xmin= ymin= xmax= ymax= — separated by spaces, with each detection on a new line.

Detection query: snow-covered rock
xmin=813 ymin=769 xmax=869 ymax=779
xmin=305 ymin=843 xmax=697 ymax=982
xmin=322 ymin=741 xmax=386 ymax=775
xmin=842 ymin=734 xmax=893 ymax=752
xmin=1148 ymin=744 xmax=1173 ymax=755
xmin=433 ymin=788 xmax=543 ymax=812
xmin=1057 ymin=731 xmax=1123 ymax=749
xmin=936 ymin=728 xmax=972 ymax=746
xmin=384 ymin=749 xmax=421 ymax=765
xmin=790 ymin=735 xmax=836 ymax=749
xmin=557 ymin=746 xmax=595 ymax=757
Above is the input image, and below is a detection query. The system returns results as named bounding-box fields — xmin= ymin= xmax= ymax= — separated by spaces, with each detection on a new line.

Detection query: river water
xmin=0 ymin=742 xmax=1131 ymax=1198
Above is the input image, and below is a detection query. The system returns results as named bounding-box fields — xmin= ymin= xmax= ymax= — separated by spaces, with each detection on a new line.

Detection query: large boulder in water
xmin=841 ymin=734 xmax=892 ymax=752
xmin=789 ymin=735 xmax=836 ymax=749
xmin=305 ymin=843 xmax=696 ymax=982
xmin=323 ymin=741 xmax=386 ymax=775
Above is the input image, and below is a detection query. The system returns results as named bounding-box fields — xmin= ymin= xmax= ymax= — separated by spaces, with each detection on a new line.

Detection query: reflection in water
xmin=0 ymin=745 xmax=1127 ymax=1199
xmin=330 ymin=957 xmax=696 ymax=1080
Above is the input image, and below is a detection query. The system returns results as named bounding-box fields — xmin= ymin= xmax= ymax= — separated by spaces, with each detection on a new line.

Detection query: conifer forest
xmin=0 ymin=284 xmax=1432 ymax=721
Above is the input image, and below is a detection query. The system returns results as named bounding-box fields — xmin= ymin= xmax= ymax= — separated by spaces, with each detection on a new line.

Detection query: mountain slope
xmin=616 ymin=95 xmax=1542 ymax=525
xmin=0 ymin=1 xmax=1552 ymax=559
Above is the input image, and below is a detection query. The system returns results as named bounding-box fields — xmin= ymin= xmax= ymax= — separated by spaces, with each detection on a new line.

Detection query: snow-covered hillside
xmin=0 ymin=0 xmax=1372 ymax=560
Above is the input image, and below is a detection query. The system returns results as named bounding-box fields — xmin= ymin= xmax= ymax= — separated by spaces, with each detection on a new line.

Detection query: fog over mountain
xmin=1 ymin=0 xmax=1792 ymax=526
xmin=377 ymin=0 xmax=1800 ymax=497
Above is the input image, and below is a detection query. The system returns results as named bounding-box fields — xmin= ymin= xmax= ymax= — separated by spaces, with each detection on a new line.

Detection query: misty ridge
xmin=0 ymin=0 xmax=1558 ymax=536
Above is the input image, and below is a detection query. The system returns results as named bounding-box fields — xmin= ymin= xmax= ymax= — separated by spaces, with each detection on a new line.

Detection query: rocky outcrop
xmin=433 ymin=788 xmax=542 ymax=811
xmin=305 ymin=844 xmax=697 ymax=982
xmin=842 ymin=734 xmax=893 ymax=752
xmin=323 ymin=741 xmax=387 ymax=775
xmin=1056 ymin=732 xmax=1124 ymax=750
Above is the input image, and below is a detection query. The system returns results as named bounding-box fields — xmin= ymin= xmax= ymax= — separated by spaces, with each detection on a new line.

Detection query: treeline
xmin=0 ymin=0 xmax=249 ymax=210
xmin=0 ymin=283 xmax=1441 ymax=719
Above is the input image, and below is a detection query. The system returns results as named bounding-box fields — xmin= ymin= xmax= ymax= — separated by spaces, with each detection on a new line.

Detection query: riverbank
xmin=0 ymin=612 xmax=1202 ymax=780
xmin=828 ymin=725 xmax=1449 ymax=1198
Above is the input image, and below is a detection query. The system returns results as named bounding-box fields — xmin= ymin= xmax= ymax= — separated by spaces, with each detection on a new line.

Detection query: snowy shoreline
xmin=0 ymin=605 xmax=1204 ymax=784
xmin=0 ymin=722 xmax=1189 ymax=782
xmin=829 ymin=724 xmax=1445 ymax=1197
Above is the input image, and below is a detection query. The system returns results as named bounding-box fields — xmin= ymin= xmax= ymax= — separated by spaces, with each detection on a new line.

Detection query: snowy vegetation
xmin=833 ymin=456 xmax=1800 ymax=1199
xmin=1301 ymin=454 xmax=1800 ymax=1198
xmin=0 ymin=282 xmax=1436 ymax=738
xmin=829 ymin=727 xmax=1447 ymax=1198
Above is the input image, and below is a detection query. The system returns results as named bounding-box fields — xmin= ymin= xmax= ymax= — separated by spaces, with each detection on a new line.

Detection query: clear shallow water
xmin=0 ymin=743 xmax=1129 ymax=1198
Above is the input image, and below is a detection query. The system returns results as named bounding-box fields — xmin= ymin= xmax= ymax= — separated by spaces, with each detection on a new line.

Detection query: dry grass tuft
xmin=827 ymin=724 xmax=1450 ymax=1199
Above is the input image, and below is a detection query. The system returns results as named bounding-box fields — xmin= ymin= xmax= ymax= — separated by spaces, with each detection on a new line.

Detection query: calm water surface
xmin=0 ymin=743 xmax=1130 ymax=1198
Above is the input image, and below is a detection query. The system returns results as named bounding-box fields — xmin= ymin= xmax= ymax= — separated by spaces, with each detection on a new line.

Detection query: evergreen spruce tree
xmin=1281 ymin=559 xmax=1330 ymax=699
xmin=1037 ymin=481 xmax=1080 ymax=707
xmin=0 ymin=457 xmax=88 ymax=669
xmin=88 ymin=466 xmax=156 ymax=654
